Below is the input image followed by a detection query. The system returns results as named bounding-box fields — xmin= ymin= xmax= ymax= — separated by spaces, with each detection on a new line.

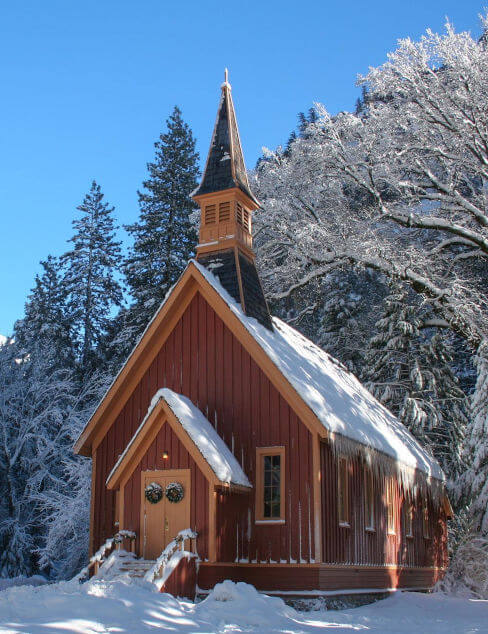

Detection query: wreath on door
xmin=165 ymin=481 xmax=184 ymax=503
xmin=144 ymin=482 xmax=163 ymax=504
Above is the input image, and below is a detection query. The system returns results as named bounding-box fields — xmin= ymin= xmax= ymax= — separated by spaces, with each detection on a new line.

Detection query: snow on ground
xmin=0 ymin=576 xmax=47 ymax=592
xmin=0 ymin=577 xmax=486 ymax=634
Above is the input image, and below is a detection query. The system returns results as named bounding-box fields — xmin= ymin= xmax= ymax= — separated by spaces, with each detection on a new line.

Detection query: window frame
xmin=255 ymin=446 xmax=286 ymax=524
xmin=404 ymin=497 xmax=414 ymax=539
xmin=337 ymin=456 xmax=350 ymax=527
xmin=422 ymin=500 xmax=431 ymax=539
xmin=364 ymin=465 xmax=375 ymax=532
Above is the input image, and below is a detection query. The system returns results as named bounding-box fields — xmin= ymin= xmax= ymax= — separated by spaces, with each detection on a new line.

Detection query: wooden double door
xmin=141 ymin=469 xmax=191 ymax=560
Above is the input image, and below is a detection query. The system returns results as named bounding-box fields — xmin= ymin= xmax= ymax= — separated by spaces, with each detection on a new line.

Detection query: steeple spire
xmin=192 ymin=69 xmax=258 ymax=206
xmin=192 ymin=73 xmax=272 ymax=330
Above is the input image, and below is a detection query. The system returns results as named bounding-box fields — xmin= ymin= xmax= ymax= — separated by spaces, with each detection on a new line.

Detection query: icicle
xmin=307 ymin=485 xmax=312 ymax=563
xmin=328 ymin=432 xmax=444 ymax=504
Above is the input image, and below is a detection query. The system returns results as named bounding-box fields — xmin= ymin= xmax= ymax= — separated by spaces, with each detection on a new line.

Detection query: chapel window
xmin=256 ymin=447 xmax=285 ymax=522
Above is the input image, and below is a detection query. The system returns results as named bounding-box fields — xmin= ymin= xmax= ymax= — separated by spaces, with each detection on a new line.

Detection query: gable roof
xmin=106 ymin=388 xmax=251 ymax=490
xmin=193 ymin=261 xmax=444 ymax=482
xmin=75 ymin=259 xmax=443 ymax=483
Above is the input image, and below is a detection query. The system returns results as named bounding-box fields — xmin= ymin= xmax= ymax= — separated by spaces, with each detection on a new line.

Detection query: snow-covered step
xmin=119 ymin=560 xmax=154 ymax=568
xmin=117 ymin=559 xmax=156 ymax=578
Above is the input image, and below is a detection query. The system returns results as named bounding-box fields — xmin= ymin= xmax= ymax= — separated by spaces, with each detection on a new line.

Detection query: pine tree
xmin=463 ymin=341 xmax=488 ymax=533
xmin=363 ymin=282 xmax=468 ymax=482
xmin=14 ymin=255 xmax=73 ymax=366
xmin=123 ymin=106 xmax=199 ymax=339
xmin=62 ymin=181 xmax=123 ymax=376
xmin=318 ymin=269 xmax=384 ymax=373
xmin=414 ymin=333 xmax=468 ymax=481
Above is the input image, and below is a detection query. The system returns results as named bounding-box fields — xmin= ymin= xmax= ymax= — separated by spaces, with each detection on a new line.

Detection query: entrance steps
xmin=115 ymin=553 xmax=156 ymax=579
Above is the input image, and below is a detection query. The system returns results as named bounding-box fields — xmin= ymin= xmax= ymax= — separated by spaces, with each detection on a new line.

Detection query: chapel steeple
xmin=192 ymin=71 xmax=272 ymax=330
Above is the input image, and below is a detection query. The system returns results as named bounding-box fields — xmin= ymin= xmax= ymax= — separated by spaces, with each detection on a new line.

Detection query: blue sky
xmin=0 ymin=0 xmax=484 ymax=335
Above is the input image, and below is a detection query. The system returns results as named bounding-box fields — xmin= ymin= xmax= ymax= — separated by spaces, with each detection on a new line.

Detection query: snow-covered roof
xmin=107 ymin=388 xmax=251 ymax=489
xmin=193 ymin=260 xmax=444 ymax=482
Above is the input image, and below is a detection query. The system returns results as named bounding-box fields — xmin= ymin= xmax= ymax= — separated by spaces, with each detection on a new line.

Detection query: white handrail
xmin=75 ymin=530 xmax=136 ymax=581
xmin=144 ymin=528 xmax=197 ymax=585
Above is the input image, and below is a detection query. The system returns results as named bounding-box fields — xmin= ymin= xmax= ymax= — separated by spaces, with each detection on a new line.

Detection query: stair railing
xmin=75 ymin=530 xmax=137 ymax=582
xmin=144 ymin=528 xmax=198 ymax=586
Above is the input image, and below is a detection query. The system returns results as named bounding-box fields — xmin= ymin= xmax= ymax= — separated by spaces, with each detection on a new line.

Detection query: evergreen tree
xmin=123 ymin=106 xmax=199 ymax=340
xmin=463 ymin=341 xmax=488 ymax=533
xmin=318 ymin=269 xmax=384 ymax=373
xmin=62 ymin=181 xmax=123 ymax=376
xmin=363 ymin=282 xmax=468 ymax=482
xmin=14 ymin=255 xmax=72 ymax=366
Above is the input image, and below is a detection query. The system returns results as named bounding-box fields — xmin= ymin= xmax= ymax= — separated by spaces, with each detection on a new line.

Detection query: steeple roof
xmin=192 ymin=71 xmax=259 ymax=205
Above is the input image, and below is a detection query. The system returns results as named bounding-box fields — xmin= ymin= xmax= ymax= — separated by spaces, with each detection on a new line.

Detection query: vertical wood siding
xmin=92 ymin=291 xmax=316 ymax=563
xmin=320 ymin=442 xmax=447 ymax=568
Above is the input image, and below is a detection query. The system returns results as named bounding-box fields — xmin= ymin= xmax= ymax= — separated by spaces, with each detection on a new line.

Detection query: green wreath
xmin=165 ymin=481 xmax=184 ymax=503
xmin=145 ymin=482 xmax=163 ymax=504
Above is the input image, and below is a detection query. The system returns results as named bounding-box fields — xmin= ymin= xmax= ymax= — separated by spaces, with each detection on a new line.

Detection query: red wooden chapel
xmin=74 ymin=73 xmax=451 ymax=596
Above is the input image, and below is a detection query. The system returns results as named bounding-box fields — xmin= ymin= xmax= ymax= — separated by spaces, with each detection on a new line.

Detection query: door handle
xmin=164 ymin=517 xmax=169 ymax=532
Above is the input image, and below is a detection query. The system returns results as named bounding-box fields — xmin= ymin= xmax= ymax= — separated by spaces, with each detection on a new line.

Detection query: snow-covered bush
xmin=438 ymin=509 xmax=488 ymax=599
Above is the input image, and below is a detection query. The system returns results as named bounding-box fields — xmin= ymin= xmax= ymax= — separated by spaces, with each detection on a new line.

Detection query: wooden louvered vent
xmin=243 ymin=208 xmax=250 ymax=231
xmin=205 ymin=205 xmax=216 ymax=224
xmin=219 ymin=202 xmax=231 ymax=222
xmin=236 ymin=202 xmax=243 ymax=226
xmin=236 ymin=202 xmax=250 ymax=231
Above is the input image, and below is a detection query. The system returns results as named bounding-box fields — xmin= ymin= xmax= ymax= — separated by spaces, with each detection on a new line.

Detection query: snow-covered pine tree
xmin=417 ymin=333 xmax=468 ymax=482
xmin=14 ymin=255 xmax=73 ymax=367
xmin=463 ymin=341 xmax=488 ymax=533
xmin=62 ymin=181 xmax=123 ymax=377
xmin=123 ymin=106 xmax=199 ymax=341
xmin=318 ymin=269 xmax=385 ymax=373
xmin=363 ymin=282 xmax=468 ymax=484
xmin=364 ymin=283 xmax=423 ymax=414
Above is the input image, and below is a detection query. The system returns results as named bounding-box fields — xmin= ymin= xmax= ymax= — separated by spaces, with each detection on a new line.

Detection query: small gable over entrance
xmin=107 ymin=388 xmax=251 ymax=491
xmin=105 ymin=388 xmax=251 ymax=561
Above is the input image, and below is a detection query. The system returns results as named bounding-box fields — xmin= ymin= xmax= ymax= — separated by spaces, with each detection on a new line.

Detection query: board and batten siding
xmin=92 ymin=290 xmax=316 ymax=563
xmin=320 ymin=442 xmax=448 ymax=568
